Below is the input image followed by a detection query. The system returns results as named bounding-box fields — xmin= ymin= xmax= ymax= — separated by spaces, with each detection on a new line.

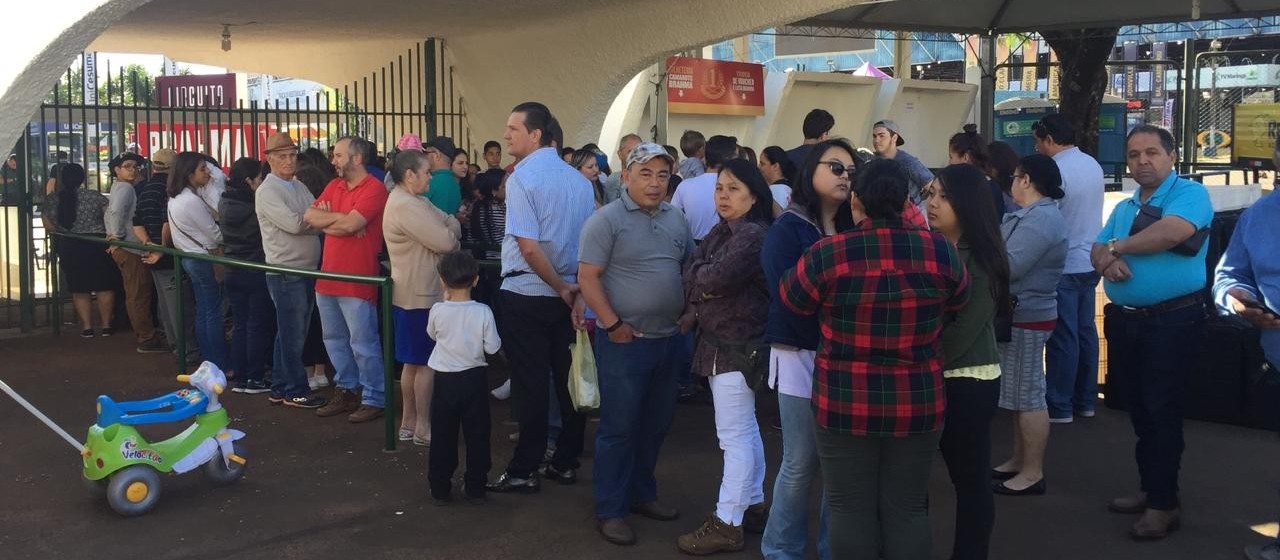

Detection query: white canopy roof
xmin=794 ymin=0 xmax=1280 ymax=33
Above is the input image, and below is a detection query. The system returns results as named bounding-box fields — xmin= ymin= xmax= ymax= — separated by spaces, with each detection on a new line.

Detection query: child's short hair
xmin=438 ymin=251 xmax=479 ymax=289
xmin=679 ymin=130 xmax=706 ymax=157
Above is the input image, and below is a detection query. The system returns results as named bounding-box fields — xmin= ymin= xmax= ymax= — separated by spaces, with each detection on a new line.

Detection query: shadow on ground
xmin=0 ymin=333 xmax=1276 ymax=559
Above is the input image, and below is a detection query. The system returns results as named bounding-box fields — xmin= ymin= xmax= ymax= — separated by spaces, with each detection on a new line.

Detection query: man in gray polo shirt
xmin=579 ymin=142 xmax=693 ymax=547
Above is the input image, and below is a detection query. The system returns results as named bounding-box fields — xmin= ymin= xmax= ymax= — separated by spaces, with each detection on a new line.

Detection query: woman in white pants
xmin=677 ymin=158 xmax=776 ymax=555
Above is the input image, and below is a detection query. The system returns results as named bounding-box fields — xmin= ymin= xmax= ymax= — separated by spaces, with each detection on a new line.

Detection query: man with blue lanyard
xmin=1214 ymin=132 xmax=1280 ymax=560
xmin=1092 ymin=124 xmax=1212 ymax=541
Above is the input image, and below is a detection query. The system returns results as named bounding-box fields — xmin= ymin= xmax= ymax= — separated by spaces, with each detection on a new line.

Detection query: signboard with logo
xmin=666 ymin=57 xmax=765 ymax=116
xmin=1164 ymin=64 xmax=1280 ymax=91
xmin=1232 ymin=103 xmax=1280 ymax=170
xmin=83 ymin=52 xmax=98 ymax=105
xmin=155 ymin=74 xmax=237 ymax=109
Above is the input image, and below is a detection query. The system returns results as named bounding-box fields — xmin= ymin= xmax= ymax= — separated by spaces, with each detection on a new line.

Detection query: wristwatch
xmin=604 ymin=319 xmax=624 ymax=333
xmin=1107 ymin=238 xmax=1122 ymax=258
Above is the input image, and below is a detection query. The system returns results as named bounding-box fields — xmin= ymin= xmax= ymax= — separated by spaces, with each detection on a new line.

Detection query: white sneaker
xmin=309 ymin=374 xmax=330 ymax=390
xmin=490 ymin=379 xmax=511 ymax=400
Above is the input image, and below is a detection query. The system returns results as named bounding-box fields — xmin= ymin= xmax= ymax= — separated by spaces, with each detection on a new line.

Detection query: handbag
xmin=1128 ymin=203 xmax=1208 ymax=256
xmin=702 ymin=332 xmax=770 ymax=390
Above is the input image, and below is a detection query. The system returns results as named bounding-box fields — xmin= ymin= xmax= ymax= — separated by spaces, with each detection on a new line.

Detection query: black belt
xmin=501 ymin=270 xmax=532 ymax=280
xmin=1118 ymin=292 xmax=1203 ymax=317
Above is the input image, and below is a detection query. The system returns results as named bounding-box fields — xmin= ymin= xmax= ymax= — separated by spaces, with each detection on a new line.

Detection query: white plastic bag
xmin=568 ymin=330 xmax=600 ymax=411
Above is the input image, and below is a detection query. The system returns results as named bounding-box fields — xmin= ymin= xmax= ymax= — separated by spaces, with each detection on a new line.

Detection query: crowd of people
xmin=40 ymin=99 xmax=1270 ymax=559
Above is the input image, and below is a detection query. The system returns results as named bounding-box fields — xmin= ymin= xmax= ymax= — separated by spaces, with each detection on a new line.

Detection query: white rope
xmin=0 ymin=378 xmax=85 ymax=453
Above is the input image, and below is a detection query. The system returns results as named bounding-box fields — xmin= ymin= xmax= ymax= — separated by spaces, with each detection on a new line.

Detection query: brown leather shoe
xmin=630 ymin=500 xmax=679 ymax=521
xmin=316 ymin=388 xmax=359 ymax=417
xmin=348 ymin=405 xmax=384 ymax=423
xmin=1130 ymin=507 xmax=1181 ymax=540
xmin=1108 ymin=491 xmax=1149 ymax=514
xmin=743 ymin=503 xmax=768 ymax=534
xmin=677 ymin=515 xmax=744 ymax=555
xmin=598 ymin=517 xmax=637 ymax=546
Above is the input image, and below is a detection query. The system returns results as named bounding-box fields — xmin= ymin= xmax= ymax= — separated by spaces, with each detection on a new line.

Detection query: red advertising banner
xmin=155 ymin=74 xmax=237 ymax=108
xmin=134 ymin=122 xmax=327 ymax=164
xmin=666 ymin=56 xmax=765 ymax=116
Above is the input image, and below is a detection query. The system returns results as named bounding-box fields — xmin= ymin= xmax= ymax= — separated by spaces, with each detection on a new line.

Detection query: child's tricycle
xmin=80 ymin=362 xmax=247 ymax=516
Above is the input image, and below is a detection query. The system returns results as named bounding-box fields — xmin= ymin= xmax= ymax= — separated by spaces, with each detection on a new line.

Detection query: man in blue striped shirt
xmin=488 ymin=102 xmax=596 ymax=494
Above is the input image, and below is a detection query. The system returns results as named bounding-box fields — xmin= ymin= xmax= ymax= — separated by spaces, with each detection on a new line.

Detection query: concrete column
xmin=894 ymin=32 xmax=912 ymax=79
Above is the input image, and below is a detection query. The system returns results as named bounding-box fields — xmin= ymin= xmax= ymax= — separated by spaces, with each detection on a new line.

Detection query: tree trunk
xmin=1041 ymin=28 xmax=1119 ymax=157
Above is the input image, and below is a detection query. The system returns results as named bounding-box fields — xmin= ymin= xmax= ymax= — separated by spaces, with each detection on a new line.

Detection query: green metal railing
xmin=51 ymin=232 xmax=401 ymax=452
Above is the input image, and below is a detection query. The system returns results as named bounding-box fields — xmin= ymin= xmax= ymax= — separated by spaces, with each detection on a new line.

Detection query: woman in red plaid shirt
xmin=780 ymin=158 xmax=970 ymax=560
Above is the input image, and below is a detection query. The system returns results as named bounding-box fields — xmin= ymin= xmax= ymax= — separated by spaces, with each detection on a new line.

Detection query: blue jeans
xmin=181 ymin=258 xmax=227 ymax=370
xmin=266 ymin=274 xmax=314 ymax=398
xmin=593 ymin=335 xmax=678 ymax=519
xmin=316 ymin=293 xmax=385 ymax=407
xmin=1045 ymin=271 xmax=1101 ymax=418
xmin=762 ymin=393 xmax=831 ymax=560
xmin=226 ymin=269 xmax=275 ymax=384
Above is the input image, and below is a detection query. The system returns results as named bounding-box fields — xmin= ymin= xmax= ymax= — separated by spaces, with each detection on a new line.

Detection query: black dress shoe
xmin=486 ymin=472 xmax=540 ymax=493
xmin=538 ymin=464 xmax=577 ymax=485
xmin=991 ymin=469 xmax=1018 ymax=481
xmin=992 ymin=479 xmax=1046 ymax=496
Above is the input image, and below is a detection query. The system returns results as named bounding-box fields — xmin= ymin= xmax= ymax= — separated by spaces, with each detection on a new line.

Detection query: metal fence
xmin=1 ymin=38 xmax=470 ymax=332
xmin=1188 ymin=49 xmax=1280 ymax=167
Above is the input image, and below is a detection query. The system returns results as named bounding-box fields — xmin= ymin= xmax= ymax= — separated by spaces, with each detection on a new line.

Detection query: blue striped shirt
xmin=500 ymin=147 xmax=596 ymax=297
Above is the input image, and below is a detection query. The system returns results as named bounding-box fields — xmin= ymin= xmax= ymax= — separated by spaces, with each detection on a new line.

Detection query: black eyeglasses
xmin=1012 ymin=172 xmax=1028 ymax=180
xmin=819 ymin=160 xmax=854 ymax=177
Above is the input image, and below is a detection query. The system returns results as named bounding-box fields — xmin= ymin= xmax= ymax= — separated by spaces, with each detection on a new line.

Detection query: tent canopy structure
xmin=851 ymin=61 xmax=892 ymax=78
xmin=794 ymin=0 xmax=1279 ymax=33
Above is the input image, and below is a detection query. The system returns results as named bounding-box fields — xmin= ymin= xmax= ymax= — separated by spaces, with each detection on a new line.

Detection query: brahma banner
xmin=666 ymin=56 xmax=765 ymax=116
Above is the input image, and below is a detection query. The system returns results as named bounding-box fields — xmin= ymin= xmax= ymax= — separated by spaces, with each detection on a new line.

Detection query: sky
xmin=75 ymin=52 xmax=232 ymax=81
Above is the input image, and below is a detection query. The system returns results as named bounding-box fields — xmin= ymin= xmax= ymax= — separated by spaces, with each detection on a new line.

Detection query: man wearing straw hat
xmin=256 ymin=132 xmax=327 ymax=409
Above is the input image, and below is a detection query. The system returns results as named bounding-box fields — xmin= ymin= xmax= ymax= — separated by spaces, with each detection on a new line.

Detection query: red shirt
xmin=314 ymin=174 xmax=388 ymax=301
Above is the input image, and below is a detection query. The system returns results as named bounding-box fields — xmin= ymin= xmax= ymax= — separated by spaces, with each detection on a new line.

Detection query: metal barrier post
xmin=174 ymin=253 xmax=187 ymax=372
xmin=381 ymin=281 xmax=396 ymax=452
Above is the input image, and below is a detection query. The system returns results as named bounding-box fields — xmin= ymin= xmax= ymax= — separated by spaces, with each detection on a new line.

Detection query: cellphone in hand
xmin=1241 ymin=298 xmax=1279 ymax=316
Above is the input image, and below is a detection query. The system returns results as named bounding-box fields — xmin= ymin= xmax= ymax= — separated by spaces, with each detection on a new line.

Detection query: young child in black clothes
xmin=426 ymin=252 xmax=501 ymax=505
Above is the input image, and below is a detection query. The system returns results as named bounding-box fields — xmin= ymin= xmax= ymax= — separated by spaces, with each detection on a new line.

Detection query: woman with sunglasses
xmin=992 ymin=155 xmax=1067 ymax=496
xmin=758 ymin=139 xmax=857 ymax=560
xmin=925 ymin=163 xmax=1012 ymax=560
xmin=781 ymin=158 xmax=969 ymax=560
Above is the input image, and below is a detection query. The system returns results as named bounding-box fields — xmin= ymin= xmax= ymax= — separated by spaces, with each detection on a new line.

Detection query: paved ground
xmin=1 ymin=332 xmax=1278 ymax=560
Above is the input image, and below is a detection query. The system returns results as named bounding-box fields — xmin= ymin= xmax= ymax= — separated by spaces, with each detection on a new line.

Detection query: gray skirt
xmin=997 ymin=327 xmax=1052 ymax=411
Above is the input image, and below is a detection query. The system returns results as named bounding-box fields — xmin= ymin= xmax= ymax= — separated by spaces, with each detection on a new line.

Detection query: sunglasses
xmin=819 ymin=160 xmax=854 ymax=177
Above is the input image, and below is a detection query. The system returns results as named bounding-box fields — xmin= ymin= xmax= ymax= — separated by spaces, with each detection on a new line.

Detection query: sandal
xmin=398 ymin=429 xmax=414 ymax=442
xmin=413 ymin=436 xmax=430 ymax=447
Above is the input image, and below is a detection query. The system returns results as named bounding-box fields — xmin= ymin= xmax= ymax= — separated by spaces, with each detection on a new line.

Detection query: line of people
xmin=47 ymin=98 xmax=1227 ymax=558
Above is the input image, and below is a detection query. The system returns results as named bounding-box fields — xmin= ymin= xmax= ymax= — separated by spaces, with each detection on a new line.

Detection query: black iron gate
xmin=1 ymin=37 xmax=469 ymax=331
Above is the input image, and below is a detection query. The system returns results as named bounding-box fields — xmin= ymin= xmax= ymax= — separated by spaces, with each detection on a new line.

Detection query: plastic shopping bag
xmin=568 ymin=330 xmax=600 ymax=411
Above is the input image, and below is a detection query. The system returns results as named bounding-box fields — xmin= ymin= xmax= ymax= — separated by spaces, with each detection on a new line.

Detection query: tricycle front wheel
xmin=203 ymin=441 xmax=246 ymax=486
xmin=106 ymin=465 xmax=162 ymax=516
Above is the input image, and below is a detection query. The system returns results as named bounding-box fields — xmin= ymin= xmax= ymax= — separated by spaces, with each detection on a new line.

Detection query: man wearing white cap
xmin=871 ymin=119 xmax=934 ymax=205
xmin=256 ymin=132 xmax=327 ymax=409
xmin=579 ymin=143 xmax=693 ymax=546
